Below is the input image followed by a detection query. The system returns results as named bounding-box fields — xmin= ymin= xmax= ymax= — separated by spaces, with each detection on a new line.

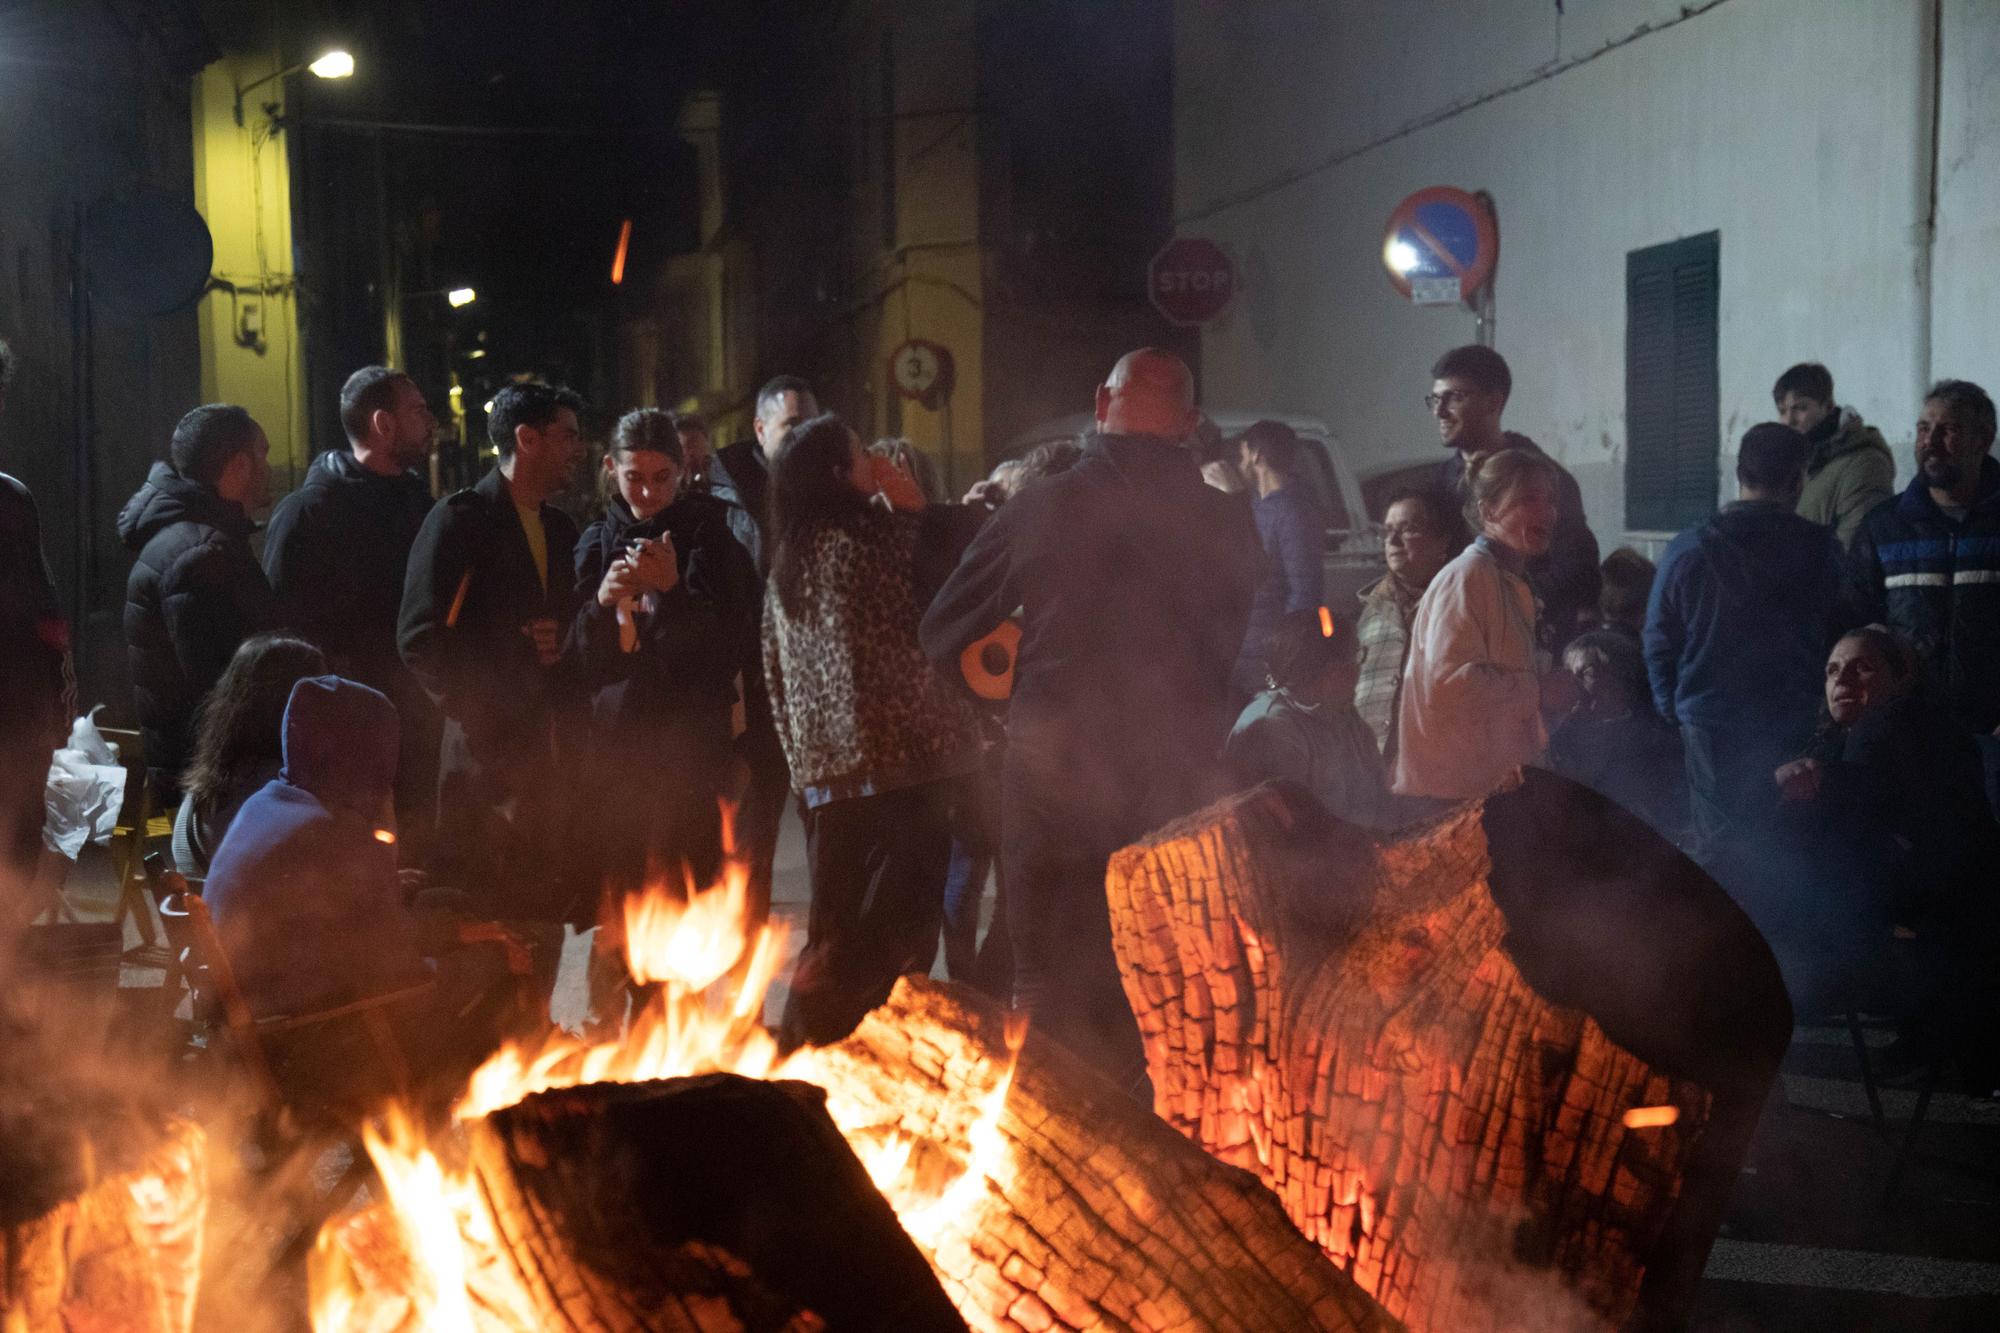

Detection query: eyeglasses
xmin=1423 ymin=390 xmax=1474 ymax=412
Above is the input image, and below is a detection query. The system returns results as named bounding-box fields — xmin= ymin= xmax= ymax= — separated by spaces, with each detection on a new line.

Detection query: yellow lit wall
xmin=190 ymin=55 xmax=310 ymax=498
xmin=840 ymin=0 xmax=985 ymax=495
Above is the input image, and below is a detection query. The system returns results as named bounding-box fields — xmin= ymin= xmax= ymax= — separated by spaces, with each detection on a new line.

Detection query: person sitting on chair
xmin=1226 ymin=609 xmax=1399 ymax=829
xmin=171 ymin=632 xmax=327 ymax=882
xmin=203 ymin=675 xmax=519 ymax=1099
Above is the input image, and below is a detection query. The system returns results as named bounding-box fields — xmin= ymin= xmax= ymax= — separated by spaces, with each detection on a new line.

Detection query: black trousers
xmin=1001 ymin=747 xmax=1175 ymax=1099
xmin=779 ymin=781 xmax=954 ymax=1050
xmin=735 ymin=716 xmax=791 ymax=935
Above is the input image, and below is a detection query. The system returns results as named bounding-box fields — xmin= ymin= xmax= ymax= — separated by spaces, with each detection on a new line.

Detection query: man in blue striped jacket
xmin=1848 ymin=380 xmax=2000 ymax=736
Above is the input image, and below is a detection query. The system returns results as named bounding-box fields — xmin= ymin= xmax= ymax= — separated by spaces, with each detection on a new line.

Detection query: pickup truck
xmin=998 ymin=412 xmax=1387 ymax=608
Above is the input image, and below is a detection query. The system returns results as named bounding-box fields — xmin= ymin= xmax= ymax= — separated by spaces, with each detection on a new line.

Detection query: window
xmin=1624 ymin=231 xmax=1719 ymax=531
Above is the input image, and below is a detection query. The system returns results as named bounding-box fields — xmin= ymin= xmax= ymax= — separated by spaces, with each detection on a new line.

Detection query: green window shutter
xmin=1624 ymin=232 xmax=1719 ymax=531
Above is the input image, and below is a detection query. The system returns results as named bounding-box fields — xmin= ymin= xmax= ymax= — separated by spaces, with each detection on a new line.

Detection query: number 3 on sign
xmin=891 ymin=339 xmax=952 ymax=401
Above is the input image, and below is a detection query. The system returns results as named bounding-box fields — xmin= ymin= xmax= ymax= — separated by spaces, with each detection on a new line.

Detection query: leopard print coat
xmin=762 ymin=511 xmax=983 ymax=801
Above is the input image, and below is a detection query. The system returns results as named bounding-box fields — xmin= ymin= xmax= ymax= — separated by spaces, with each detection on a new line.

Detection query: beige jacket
xmin=1797 ymin=407 xmax=1894 ymax=548
xmin=1391 ymin=539 xmax=1545 ymax=800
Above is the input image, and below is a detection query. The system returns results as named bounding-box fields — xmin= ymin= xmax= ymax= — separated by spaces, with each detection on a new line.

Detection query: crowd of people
xmin=2 ymin=330 xmax=1995 ymax=1103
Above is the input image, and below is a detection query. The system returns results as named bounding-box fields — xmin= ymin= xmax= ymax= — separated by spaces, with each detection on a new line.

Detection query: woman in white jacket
xmin=1393 ymin=449 xmax=1578 ymax=800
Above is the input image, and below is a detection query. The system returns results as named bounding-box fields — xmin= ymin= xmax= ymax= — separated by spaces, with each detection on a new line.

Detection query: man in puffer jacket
xmin=1848 ymin=379 xmax=2000 ymax=735
xmin=1773 ymin=362 xmax=1895 ymax=548
xmin=119 ymin=404 xmax=275 ymax=797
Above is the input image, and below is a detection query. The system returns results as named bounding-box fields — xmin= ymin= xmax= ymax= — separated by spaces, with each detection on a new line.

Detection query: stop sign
xmin=1149 ymin=237 xmax=1235 ymax=326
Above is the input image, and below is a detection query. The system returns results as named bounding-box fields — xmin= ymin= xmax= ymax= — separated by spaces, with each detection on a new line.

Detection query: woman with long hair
xmin=1393 ymin=449 xmax=1577 ymax=801
xmin=571 ymin=408 xmax=760 ymax=901
xmin=763 ymin=414 xmax=986 ymax=1048
xmin=172 ymin=632 xmax=327 ymax=879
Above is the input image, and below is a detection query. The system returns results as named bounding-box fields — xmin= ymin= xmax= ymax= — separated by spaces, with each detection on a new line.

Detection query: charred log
xmin=808 ymin=975 xmax=1401 ymax=1333
xmin=460 ymin=1072 xmax=965 ymax=1331
xmin=1105 ymin=772 xmax=1790 ymax=1332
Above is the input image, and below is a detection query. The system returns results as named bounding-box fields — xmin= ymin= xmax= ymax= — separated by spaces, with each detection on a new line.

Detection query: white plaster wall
xmin=1931 ymin=0 xmax=2000 ymax=408
xmin=1174 ymin=0 xmax=1966 ymax=543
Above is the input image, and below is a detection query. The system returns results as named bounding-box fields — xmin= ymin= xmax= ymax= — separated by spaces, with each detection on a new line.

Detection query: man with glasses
xmin=267 ymin=366 xmax=441 ymax=847
xmin=1428 ymin=345 xmax=1599 ymax=654
xmin=1849 ymin=379 xmax=2000 ymax=738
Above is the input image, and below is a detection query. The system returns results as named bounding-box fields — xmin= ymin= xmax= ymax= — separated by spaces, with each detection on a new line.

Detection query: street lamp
xmin=234 ymin=48 xmax=355 ymax=126
xmin=447 ymin=287 xmax=477 ymax=308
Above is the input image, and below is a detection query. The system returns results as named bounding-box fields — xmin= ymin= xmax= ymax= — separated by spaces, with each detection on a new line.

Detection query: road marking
xmin=1705 ymin=1239 xmax=2000 ymax=1298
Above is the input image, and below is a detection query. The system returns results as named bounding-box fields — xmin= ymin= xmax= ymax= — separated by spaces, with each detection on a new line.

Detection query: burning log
xmin=0 ymin=1115 xmax=207 ymax=1332
xmin=1105 ymin=772 xmax=1791 ymax=1332
xmin=801 ymin=975 xmax=1401 ymax=1333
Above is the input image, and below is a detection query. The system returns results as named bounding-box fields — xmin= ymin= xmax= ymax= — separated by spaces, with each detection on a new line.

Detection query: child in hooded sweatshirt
xmin=1226 ymin=609 xmax=1399 ymax=829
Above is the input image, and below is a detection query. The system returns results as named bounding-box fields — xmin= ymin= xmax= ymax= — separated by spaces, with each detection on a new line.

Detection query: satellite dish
xmin=86 ymin=191 xmax=215 ymax=316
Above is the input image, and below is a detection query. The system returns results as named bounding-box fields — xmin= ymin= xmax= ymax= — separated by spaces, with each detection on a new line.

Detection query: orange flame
xmin=312 ymin=820 xmax=1023 ymax=1330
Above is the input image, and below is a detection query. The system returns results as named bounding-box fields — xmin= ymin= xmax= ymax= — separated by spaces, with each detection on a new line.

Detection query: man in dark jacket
xmin=398 ymin=382 xmax=584 ymax=921
xmin=921 ymin=348 xmax=1262 ymax=1093
xmin=119 ymin=404 xmax=275 ymax=797
xmin=707 ymin=374 xmax=818 ymax=933
xmin=1644 ymin=424 xmax=1847 ymax=857
xmin=708 ymin=375 xmax=817 ymax=574
xmin=1428 ymin=345 xmax=1599 ymax=652
xmin=0 ymin=340 xmax=71 ymax=894
xmin=1231 ymin=419 xmax=1324 ymax=700
xmin=1848 ymin=379 xmax=2000 ymax=736
xmin=264 ymin=366 xmax=439 ymax=846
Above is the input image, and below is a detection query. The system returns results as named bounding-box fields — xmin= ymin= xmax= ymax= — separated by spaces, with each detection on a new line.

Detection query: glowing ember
xmin=311 ymin=827 xmax=1024 ymax=1331
xmin=1622 ymin=1105 xmax=1681 ymax=1130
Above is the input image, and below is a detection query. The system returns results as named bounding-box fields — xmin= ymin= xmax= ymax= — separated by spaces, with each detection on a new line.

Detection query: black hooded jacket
xmin=920 ymin=432 xmax=1261 ymax=816
xmin=118 ymin=463 xmax=275 ymax=781
xmin=264 ymin=447 xmax=435 ymax=697
xmin=571 ymin=489 xmax=761 ymax=732
xmin=706 ymin=439 xmax=771 ymax=573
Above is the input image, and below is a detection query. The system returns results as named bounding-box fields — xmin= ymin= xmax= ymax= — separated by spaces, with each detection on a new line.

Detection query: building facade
xmin=1174 ymin=0 xmax=1999 ymax=545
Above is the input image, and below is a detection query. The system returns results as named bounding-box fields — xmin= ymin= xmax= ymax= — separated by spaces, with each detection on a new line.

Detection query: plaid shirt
xmin=1354 ymin=574 xmax=1421 ymax=759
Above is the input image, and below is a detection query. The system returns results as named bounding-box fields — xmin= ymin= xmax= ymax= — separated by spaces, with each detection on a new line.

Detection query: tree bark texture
xmin=1105 ymin=772 xmax=1792 ymax=1332
xmin=806 ymin=975 xmax=1401 ymax=1333
xmin=0 ymin=1115 xmax=206 ymax=1333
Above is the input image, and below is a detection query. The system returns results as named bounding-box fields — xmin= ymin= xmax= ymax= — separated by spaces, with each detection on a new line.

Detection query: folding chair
xmin=101 ymin=726 xmax=173 ymax=957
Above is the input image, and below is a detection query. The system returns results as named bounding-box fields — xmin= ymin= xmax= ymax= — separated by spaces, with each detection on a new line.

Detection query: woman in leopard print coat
xmin=763 ymin=414 xmax=987 ymax=1048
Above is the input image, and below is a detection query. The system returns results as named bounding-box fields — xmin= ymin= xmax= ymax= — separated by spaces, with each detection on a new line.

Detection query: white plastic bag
xmin=43 ymin=706 xmax=128 ymax=859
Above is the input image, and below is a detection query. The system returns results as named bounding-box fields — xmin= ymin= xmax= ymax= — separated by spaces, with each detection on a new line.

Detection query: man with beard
xmin=399 ymin=381 xmax=586 ymax=922
xmin=1849 ymin=379 xmax=2000 ymax=737
xmin=921 ymin=348 xmax=1261 ymax=1095
xmin=265 ymin=366 xmax=440 ymax=848
xmin=1427 ymin=345 xmax=1599 ymax=654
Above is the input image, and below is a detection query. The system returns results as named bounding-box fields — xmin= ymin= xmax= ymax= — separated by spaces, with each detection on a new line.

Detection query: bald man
xmin=921 ymin=349 xmax=1262 ymax=1094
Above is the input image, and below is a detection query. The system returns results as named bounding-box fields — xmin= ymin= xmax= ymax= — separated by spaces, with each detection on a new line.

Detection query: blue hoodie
xmin=203 ymin=676 xmax=427 ymax=1018
xmin=1643 ymin=500 xmax=1847 ymax=736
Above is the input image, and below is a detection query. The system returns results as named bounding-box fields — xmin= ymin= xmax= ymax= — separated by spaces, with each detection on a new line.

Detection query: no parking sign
xmin=1382 ymin=187 xmax=1498 ymax=306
